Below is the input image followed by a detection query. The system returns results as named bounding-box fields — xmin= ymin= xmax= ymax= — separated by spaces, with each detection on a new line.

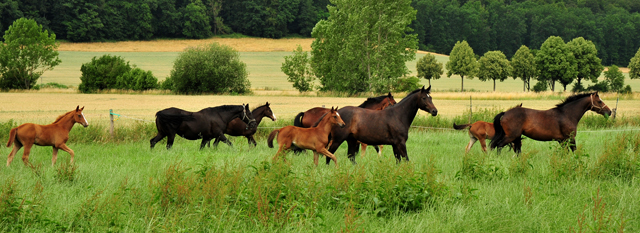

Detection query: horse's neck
xmin=558 ymin=98 xmax=591 ymax=124
xmin=388 ymin=95 xmax=419 ymax=126
xmin=315 ymin=115 xmax=334 ymax=135
xmin=252 ymin=106 xmax=266 ymax=125
xmin=53 ymin=114 xmax=76 ymax=132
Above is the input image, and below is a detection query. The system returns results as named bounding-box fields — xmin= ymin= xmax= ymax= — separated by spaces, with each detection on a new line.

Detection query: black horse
xmin=211 ymin=102 xmax=277 ymax=147
xmin=324 ymin=86 xmax=438 ymax=164
xmin=150 ymin=104 xmax=257 ymax=149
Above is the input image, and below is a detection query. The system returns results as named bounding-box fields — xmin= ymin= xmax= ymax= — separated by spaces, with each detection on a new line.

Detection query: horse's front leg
xmin=57 ymin=144 xmax=75 ymax=165
xmin=216 ymin=134 xmax=233 ymax=147
xmin=247 ymin=135 xmax=257 ymax=147
xmin=200 ymin=138 xmax=212 ymax=149
xmin=317 ymin=147 xmax=338 ymax=168
xmin=346 ymin=139 xmax=360 ymax=165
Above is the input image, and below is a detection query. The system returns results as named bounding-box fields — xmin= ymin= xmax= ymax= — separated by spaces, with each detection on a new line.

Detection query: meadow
xmin=1 ymin=120 xmax=639 ymax=232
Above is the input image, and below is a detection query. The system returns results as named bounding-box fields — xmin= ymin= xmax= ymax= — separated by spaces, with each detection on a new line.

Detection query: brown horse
xmin=453 ymin=104 xmax=523 ymax=153
xmin=268 ymin=107 xmax=346 ymax=167
xmin=325 ymin=86 xmax=438 ymax=164
xmin=293 ymin=92 xmax=396 ymax=155
xmin=6 ymin=106 xmax=89 ymax=166
xmin=211 ymin=102 xmax=277 ymax=147
xmin=491 ymin=92 xmax=611 ymax=153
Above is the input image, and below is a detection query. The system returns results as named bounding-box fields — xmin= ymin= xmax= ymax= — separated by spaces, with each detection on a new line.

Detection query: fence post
xmin=469 ymin=96 xmax=472 ymax=124
xmin=612 ymin=97 xmax=619 ymax=119
xmin=109 ymin=109 xmax=115 ymax=138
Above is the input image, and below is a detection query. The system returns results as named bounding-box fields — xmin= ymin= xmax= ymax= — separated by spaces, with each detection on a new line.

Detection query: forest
xmin=1 ymin=0 xmax=639 ymax=65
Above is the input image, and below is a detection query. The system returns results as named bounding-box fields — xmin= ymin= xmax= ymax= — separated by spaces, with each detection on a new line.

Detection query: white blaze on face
xmin=82 ymin=112 xmax=89 ymax=126
xmin=273 ymin=113 xmax=277 ymax=121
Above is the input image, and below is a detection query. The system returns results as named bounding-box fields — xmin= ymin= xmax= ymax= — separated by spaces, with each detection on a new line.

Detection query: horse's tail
xmin=267 ymin=129 xmax=280 ymax=148
xmin=293 ymin=112 xmax=304 ymax=127
xmin=453 ymin=123 xmax=471 ymax=130
xmin=490 ymin=112 xmax=506 ymax=149
xmin=6 ymin=127 xmax=17 ymax=147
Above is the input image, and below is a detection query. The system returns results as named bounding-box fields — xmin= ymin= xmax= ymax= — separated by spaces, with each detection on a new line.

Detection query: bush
xmin=532 ymin=81 xmax=547 ymax=92
xmin=79 ymin=55 xmax=132 ymax=93
xmin=116 ymin=68 xmax=158 ymax=91
xmin=170 ymin=43 xmax=250 ymax=94
xmin=158 ymin=77 xmax=174 ymax=90
xmin=394 ymin=76 xmax=422 ymax=92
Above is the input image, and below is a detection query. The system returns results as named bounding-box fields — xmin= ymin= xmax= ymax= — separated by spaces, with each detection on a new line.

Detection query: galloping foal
xmin=268 ymin=107 xmax=345 ymax=167
xmin=6 ymin=106 xmax=89 ymax=166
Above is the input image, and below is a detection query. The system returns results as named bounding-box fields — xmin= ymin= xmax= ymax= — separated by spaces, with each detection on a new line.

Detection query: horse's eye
xmin=78 ymin=115 xmax=82 ymax=117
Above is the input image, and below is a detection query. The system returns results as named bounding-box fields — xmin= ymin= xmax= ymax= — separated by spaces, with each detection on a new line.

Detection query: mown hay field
xmin=45 ymin=38 xmax=640 ymax=92
xmin=2 ymin=92 xmax=639 ymax=125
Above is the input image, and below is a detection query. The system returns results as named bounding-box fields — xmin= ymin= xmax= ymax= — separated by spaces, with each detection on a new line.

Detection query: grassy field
xmin=41 ymin=38 xmax=640 ymax=92
xmin=1 ymin=125 xmax=638 ymax=232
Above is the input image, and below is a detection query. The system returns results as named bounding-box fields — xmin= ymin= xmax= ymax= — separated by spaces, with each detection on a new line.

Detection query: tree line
xmin=1 ymin=0 xmax=639 ymax=66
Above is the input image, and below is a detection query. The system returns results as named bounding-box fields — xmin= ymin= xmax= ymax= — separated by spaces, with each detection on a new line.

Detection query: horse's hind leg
xmin=150 ymin=133 xmax=165 ymax=149
xmin=513 ymin=137 xmax=523 ymax=154
xmin=7 ymin=144 xmax=22 ymax=166
xmin=166 ymin=134 xmax=176 ymax=150
xmin=346 ymin=140 xmax=359 ymax=165
xmin=466 ymin=137 xmax=478 ymax=153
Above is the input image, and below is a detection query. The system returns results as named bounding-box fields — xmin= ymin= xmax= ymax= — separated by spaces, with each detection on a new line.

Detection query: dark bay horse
xmin=268 ymin=107 xmax=346 ymax=167
xmin=150 ymin=104 xmax=257 ymax=150
xmin=6 ymin=106 xmax=89 ymax=166
xmin=325 ymin=86 xmax=438 ymax=164
xmin=453 ymin=104 xmax=522 ymax=153
xmin=490 ymin=92 xmax=611 ymax=153
xmin=211 ymin=102 xmax=277 ymax=147
xmin=293 ymin=92 xmax=396 ymax=155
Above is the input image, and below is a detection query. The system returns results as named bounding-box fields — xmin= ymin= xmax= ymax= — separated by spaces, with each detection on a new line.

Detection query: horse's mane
xmin=555 ymin=92 xmax=595 ymax=108
xmin=252 ymin=103 xmax=268 ymax=111
xmin=310 ymin=112 xmax=330 ymax=127
xmin=395 ymin=88 xmax=427 ymax=105
xmin=201 ymin=105 xmax=243 ymax=112
xmin=358 ymin=95 xmax=389 ymax=108
xmin=53 ymin=110 xmax=74 ymax=123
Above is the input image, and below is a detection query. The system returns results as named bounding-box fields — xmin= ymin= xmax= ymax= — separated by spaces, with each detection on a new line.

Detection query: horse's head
xmin=417 ymin=86 xmax=438 ymax=116
xmin=329 ymin=107 xmax=346 ymax=128
xmin=589 ymin=93 xmax=612 ymax=116
xmin=264 ymin=102 xmax=277 ymax=121
xmin=241 ymin=104 xmax=258 ymax=129
xmin=383 ymin=92 xmax=397 ymax=108
xmin=74 ymin=105 xmax=89 ymax=127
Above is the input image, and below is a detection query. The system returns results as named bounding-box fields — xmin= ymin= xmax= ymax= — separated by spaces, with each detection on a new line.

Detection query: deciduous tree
xmin=310 ymin=0 xmax=418 ymax=93
xmin=416 ymin=53 xmax=443 ymax=86
xmin=511 ymin=45 xmax=537 ymax=91
xmin=629 ymin=47 xmax=640 ymax=80
xmin=477 ymin=50 xmax=511 ymax=92
xmin=282 ymin=45 xmax=315 ymax=92
xmin=535 ymin=36 xmax=577 ymax=92
xmin=568 ymin=37 xmax=603 ymax=91
xmin=0 ymin=18 xmax=61 ymax=90
xmin=446 ymin=40 xmax=477 ymax=92
xmin=604 ymin=65 xmax=625 ymax=92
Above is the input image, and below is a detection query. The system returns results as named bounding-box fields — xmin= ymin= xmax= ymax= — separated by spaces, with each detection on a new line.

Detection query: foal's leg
xmin=57 ymin=143 xmax=75 ymax=165
xmin=375 ymin=145 xmax=383 ymax=157
xmin=6 ymin=144 xmax=22 ymax=166
xmin=317 ymin=148 xmax=338 ymax=168
xmin=466 ymin=136 xmax=478 ymax=153
xmin=21 ymin=143 xmax=34 ymax=166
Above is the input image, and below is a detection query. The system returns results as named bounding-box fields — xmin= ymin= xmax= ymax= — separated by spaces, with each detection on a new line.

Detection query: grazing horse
xmin=490 ymin=92 xmax=611 ymax=153
xmin=268 ymin=107 xmax=346 ymax=167
xmin=453 ymin=104 xmax=523 ymax=153
xmin=293 ymin=92 xmax=396 ymax=156
xmin=150 ymin=104 xmax=257 ymax=150
xmin=6 ymin=106 xmax=89 ymax=166
xmin=211 ymin=102 xmax=277 ymax=147
xmin=325 ymin=86 xmax=438 ymax=164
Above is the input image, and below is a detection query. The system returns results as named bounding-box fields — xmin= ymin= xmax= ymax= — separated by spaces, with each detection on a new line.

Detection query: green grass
xmin=45 ymin=51 xmax=640 ymax=93
xmin=1 ymin=115 xmax=639 ymax=232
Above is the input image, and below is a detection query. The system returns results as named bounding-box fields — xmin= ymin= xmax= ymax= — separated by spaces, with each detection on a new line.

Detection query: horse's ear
xmin=76 ymin=105 xmax=80 ymax=111
xmin=245 ymin=104 xmax=250 ymax=110
xmin=388 ymin=92 xmax=392 ymax=97
xmin=80 ymin=106 xmax=84 ymax=111
xmin=425 ymin=85 xmax=431 ymax=93
xmin=266 ymin=102 xmax=269 ymax=106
